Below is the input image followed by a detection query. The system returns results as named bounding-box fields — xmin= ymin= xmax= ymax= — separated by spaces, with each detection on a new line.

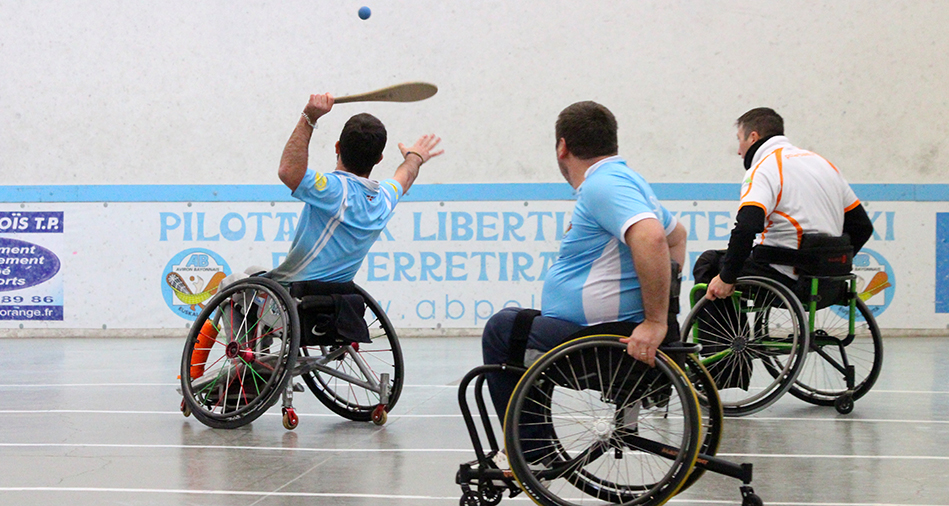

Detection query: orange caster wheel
xmin=371 ymin=405 xmax=387 ymax=425
xmin=282 ymin=407 xmax=299 ymax=430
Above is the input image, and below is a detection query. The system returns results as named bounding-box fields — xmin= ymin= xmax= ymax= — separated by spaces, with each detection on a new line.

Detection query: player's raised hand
xmin=303 ymin=93 xmax=335 ymax=123
xmin=399 ymin=134 xmax=443 ymax=164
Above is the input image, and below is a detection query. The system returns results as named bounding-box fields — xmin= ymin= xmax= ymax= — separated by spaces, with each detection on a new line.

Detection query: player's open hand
xmin=304 ymin=93 xmax=334 ymax=122
xmin=399 ymin=134 xmax=444 ymax=164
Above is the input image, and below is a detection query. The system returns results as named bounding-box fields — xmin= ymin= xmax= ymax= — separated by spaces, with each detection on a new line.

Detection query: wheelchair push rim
xmin=179 ymin=277 xmax=300 ymax=429
xmin=683 ymin=276 xmax=809 ymax=417
xmin=504 ymin=335 xmax=702 ymax=506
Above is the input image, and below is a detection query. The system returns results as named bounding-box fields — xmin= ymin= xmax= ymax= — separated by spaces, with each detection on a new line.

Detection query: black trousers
xmin=692 ymin=249 xmax=796 ymax=290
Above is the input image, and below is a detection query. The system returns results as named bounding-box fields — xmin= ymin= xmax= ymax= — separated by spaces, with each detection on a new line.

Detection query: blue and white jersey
xmin=269 ymin=169 xmax=402 ymax=283
xmin=542 ymin=156 xmax=676 ymax=325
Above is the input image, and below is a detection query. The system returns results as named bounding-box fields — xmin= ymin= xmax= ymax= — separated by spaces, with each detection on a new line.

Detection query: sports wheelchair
xmin=457 ymin=324 xmax=761 ymax=506
xmin=457 ymin=260 xmax=762 ymax=506
xmin=682 ymin=235 xmax=884 ymax=416
xmin=178 ymin=274 xmax=402 ymax=430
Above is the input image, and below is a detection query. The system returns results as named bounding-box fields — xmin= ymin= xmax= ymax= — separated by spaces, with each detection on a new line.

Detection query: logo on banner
xmin=161 ymin=248 xmax=231 ymax=320
xmin=0 ymin=211 xmax=65 ymax=321
xmin=834 ymin=247 xmax=895 ymax=319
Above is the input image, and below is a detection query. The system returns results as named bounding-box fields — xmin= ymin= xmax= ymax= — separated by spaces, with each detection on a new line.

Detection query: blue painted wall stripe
xmin=0 ymin=183 xmax=947 ymax=203
xmin=937 ymin=213 xmax=949 ymax=314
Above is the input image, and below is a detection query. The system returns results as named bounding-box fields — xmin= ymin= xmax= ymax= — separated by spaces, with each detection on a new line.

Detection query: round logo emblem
xmin=161 ymin=248 xmax=231 ymax=321
xmin=832 ymin=247 xmax=894 ymax=320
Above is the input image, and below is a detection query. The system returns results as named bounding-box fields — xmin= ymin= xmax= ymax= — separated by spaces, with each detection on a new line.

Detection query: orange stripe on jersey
xmin=773 ymin=210 xmax=804 ymax=247
xmin=740 ymin=151 xmax=777 ymax=200
xmin=844 ymin=199 xmax=861 ymax=212
xmin=816 ymin=154 xmax=840 ymax=174
xmin=775 ymin=148 xmax=785 ymax=208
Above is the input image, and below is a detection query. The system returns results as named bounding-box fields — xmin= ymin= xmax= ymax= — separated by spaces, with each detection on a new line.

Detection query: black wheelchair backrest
xmin=754 ymin=233 xmax=853 ymax=276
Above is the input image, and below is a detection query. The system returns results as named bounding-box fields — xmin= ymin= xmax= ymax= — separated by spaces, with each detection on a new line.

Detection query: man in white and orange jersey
xmin=696 ymin=107 xmax=874 ymax=300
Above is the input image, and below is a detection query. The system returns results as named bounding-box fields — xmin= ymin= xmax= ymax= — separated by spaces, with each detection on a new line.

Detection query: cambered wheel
xmin=683 ymin=277 xmax=809 ymax=416
xmin=787 ymin=297 xmax=883 ymax=408
xmin=301 ymin=285 xmax=404 ymax=422
xmin=505 ymin=335 xmax=702 ymax=506
xmin=179 ymin=277 xmax=300 ymax=429
xmin=679 ymin=353 xmax=724 ymax=492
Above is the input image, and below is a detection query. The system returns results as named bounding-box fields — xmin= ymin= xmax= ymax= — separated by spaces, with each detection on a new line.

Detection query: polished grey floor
xmin=0 ymin=336 xmax=947 ymax=506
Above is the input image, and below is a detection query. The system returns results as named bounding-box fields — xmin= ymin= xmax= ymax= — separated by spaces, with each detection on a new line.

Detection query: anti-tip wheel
xmin=371 ymin=405 xmax=388 ymax=425
xmin=835 ymin=394 xmax=855 ymax=414
xmin=282 ymin=407 xmax=299 ymax=430
xmin=743 ymin=493 xmax=764 ymax=506
xmin=180 ymin=399 xmax=191 ymax=418
xmin=741 ymin=486 xmax=763 ymax=506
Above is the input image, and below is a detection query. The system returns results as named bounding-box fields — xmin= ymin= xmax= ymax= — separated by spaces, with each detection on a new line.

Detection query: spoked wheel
xmin=504 ymin=335 xmax=702 ymax=506
xmin=300 ymin=285 xmax=404 ymax=422
xmin=683 ymin=276 xmax=809 ymax=416
xmin=787 ymin=297 xmax=883 ymax=407
xmin=679 ymin=354 xmax=723 ymax=492
xmin=180 ymin=277 xmax=300 ymax=429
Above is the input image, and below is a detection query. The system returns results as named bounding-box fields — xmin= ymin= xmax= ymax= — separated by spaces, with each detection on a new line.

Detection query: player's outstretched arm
xmin=278 ymin=93 xmax=334 ymax=192
xmin=394 ymin=134 xmax=443 ymax=194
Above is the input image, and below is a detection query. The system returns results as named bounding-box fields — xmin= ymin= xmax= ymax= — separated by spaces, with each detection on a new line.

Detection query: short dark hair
xmin=555 ymin=101 xmax=618 ymax=159
xmin=339 ymin=113 xmax=387 ymax=176
xmin=736 ymin=108 xmax=784 ymax=138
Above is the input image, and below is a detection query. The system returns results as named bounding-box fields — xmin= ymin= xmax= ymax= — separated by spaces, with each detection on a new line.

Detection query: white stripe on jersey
xmin=582 ymin=238 xmax=622 ymax=325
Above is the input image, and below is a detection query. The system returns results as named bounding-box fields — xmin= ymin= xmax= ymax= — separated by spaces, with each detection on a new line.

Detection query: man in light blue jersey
xmin=482 ymin=102 xmax=686 ymax=457
xmin=268 ymin=93 xmax=442 ymax=284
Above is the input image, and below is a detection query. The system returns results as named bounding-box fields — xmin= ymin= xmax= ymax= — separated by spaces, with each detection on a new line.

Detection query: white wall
xmin=2 ymin=1 xmax=948 ymax=186
xmin=1 ymin=1 xmax=948 ymax=333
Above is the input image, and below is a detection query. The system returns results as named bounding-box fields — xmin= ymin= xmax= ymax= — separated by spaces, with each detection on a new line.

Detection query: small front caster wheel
xmin=371 ymin=405 xmax=388 ymax=425
xmin=480 ymin=482 xmax=503 ymax=506
xmin=834 ymin=394 xmax=854 ymax=414
xmin=460 ymin=490 xmax=480 ymax=506
xmin=282 ymin=407 xmax=299 ymax=430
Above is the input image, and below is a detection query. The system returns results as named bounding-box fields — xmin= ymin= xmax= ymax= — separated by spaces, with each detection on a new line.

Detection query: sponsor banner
xmin=0 ymin=211 xmax=64 ymax=321
xmin=0 ymin=200 xmax=944 ymax=330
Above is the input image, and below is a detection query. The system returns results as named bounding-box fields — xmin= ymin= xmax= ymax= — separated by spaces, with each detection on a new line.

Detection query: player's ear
xmin=556 ymin=138 xmax=568 ymax=159
xmin=335 ymin=141 xmax=341 ymax=155
xmin=377 ymin=153 xmax=384 ymax=164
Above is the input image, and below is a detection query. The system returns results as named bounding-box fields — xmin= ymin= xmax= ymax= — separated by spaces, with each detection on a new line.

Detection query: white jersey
xmin=740 ymin=136 xmax=860 ymax=278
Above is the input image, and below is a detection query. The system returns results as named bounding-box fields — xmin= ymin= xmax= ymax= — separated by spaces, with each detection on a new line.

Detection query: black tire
xmin=504 ymin=335 xmax=701 ymax=506
xmin=180 ymin=277 xmax=300 ymax=429
xmin=787 ymin=297 xmax=883 ymax=407
xmin=679 ymin=354 xmax=723 ymax=493
xmin=682 ymin=276 xmax=809 ymax=416
xmin=300 ymin=284 xmax=404 ymax=421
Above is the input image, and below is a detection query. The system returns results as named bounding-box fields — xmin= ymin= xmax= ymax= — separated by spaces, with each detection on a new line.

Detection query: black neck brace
xmin=743 ymin=135 xmax=778 ymax=170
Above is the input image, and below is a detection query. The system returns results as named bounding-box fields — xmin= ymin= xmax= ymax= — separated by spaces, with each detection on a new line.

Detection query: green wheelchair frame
xmin=684 ymin=273 xmax=883 ymax=416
